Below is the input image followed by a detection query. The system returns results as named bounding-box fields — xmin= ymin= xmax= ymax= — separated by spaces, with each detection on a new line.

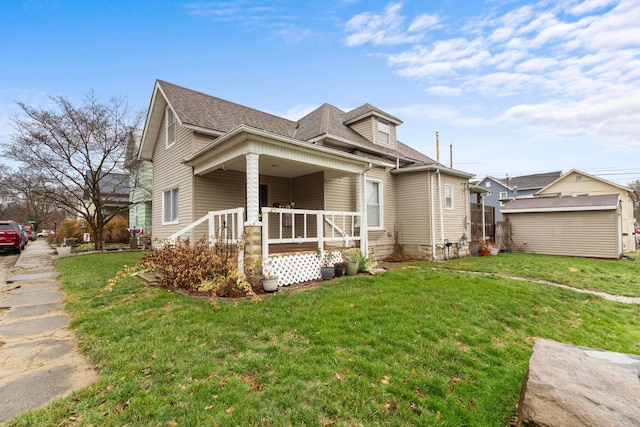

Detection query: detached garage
xmin=502 ymin=194 xmax=622 ymax=259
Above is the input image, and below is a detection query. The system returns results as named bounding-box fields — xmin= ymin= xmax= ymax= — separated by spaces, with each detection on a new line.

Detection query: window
xmin=575 ymin=175 xmax=582 ymax=182
xmin=378 ymin=120 xmax=390 ymax=145
xmin=366 ymin=179 xmax=383 ymax=228
xmin=499 ymin=191 xmax=508 ymax=207
xmin=485 ymin=181 xmax=491 ymax=187
xmin=163 ymin=188 xmax=179 ymax=223
xmin=445 ymin=184 xmax=454 ymax=209
xmin=166 ymin=107 xmax=176 ymax=147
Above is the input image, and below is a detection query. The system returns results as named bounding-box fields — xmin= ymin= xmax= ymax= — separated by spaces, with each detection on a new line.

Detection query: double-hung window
xmin=166 ymin=107 xmax=176 ymax=148
xmin=378 ymin=119 xmax=390 ymax=145
xmin=445 ymin=184 xmax=454 ymax=209
xmin=366 ymin=179 xmax=383 ymax=229
xmin=499 ymin=191 xmax=508 ymax=207
xmin=163 ymin=188 xmax=179 ymax=224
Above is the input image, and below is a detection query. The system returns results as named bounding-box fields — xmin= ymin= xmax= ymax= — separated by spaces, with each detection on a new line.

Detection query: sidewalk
xmin=0 ymin=240 xmax=98 ymax=424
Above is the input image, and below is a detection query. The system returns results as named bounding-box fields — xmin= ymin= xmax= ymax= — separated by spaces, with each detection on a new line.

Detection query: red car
xmin=0 ymin=220 xmax=25 ymax=254
xmin=24 ymin=224 xmax=35 ymax=241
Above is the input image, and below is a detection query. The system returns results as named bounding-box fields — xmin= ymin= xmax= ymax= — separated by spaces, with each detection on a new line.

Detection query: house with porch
xmin=137 ymin=80 xmax=474 ymax=286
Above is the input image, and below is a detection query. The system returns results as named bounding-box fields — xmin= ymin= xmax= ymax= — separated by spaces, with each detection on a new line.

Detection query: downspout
xmin=437 ymin=169 xmax=444 ymax=246
xmin=430 ymin=171 xmax=436 ymax=260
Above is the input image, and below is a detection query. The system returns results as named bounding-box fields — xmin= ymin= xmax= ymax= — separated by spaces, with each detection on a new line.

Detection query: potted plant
xmin=344 ymin=249 xmax=360 ymax=275
xmin=316 ymin=249 xmax=335 ymax=280
xmin=261 ymin=258 xmax=279 ymax=292
xmin=479 ymin=240 xmax=495 ymax=256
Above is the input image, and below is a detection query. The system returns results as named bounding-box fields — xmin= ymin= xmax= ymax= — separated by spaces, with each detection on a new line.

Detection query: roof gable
xmin=538 ymin=169 xmax=634 ymax=198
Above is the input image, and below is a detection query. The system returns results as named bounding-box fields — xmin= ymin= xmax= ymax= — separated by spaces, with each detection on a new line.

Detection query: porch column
xmin=359 ymin=168 xmax=369 ymax=256
xmin=245 ymin=152 xmax=261 ymax=226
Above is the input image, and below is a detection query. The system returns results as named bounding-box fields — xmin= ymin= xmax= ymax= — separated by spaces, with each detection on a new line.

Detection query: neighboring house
xmin=125 ymin=129 xmax=152 ymax=236
xmin=502 ymin=169 xmax=637 ymax=258
xmin=476 ymin=171 xmax=562 ymax=221
xmin=81 ymin=171 xmax=130 ymax=221
xmin=137 ymin=80 xmax=474 ymax=285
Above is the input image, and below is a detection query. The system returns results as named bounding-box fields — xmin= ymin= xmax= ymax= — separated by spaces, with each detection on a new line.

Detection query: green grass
xmin=6 ymin=252 xmax=640 ymax=426
xmin=412 ymin=251 xmax=640 ymax=297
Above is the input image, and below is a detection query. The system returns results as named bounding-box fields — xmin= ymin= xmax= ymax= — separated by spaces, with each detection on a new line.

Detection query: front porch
xmin=168 ymin=207 xmax=366 ymax=287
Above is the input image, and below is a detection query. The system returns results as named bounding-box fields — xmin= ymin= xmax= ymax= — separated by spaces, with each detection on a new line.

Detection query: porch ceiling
xmin=220 ymin=155 xmax=349 ymax=179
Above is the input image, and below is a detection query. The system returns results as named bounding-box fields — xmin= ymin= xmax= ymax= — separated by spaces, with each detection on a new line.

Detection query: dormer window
xmin=166 ymin=107 xmax=176 ymax=148
xmin=378 ymin=119 xmax=390 ymax=145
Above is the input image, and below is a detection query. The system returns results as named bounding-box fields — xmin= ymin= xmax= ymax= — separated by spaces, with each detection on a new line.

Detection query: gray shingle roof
xmin=502 ymin=194 xmax=619 ymax=212
xmin=158 ymin=80 xmax=439 ymax=168
xmin=496 ymin=171 xmax=562 ymax=190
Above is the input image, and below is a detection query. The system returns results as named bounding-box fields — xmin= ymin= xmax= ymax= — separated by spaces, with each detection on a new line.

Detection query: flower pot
xmin=334 ymin=263 xmax=345 ymax=277
xmin=490 ymin=248 xmax=499 ymax=256
xmin=479 ymin=249 xmax=490 ymax=257
xmin=345 ymin=262 xmax=358 ymax=276
xmin=320 ymin=266 xmax=334 ymax=280
xmin=262 ymin=277 xmax=279 ymax=292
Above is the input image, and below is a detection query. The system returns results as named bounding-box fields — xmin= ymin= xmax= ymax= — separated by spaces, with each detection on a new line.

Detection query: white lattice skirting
xmin=267 ymin=252 xmax=342 ymax=287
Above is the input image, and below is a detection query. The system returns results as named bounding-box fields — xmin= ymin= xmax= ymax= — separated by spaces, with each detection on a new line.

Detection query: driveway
xmin=0 ymin=240 xmax=98 ymax=423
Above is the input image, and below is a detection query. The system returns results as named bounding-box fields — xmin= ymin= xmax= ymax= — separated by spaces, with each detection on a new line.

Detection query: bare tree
xmin=2 ymin=92 xmax=142 ymax=250
xmin=0 ymin=166 xmax=66 ymax=232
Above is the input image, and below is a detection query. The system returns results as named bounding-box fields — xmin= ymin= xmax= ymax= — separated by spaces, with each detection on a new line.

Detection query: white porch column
xmin=358 ymin=168 xmax=369 ymax=256
xmin=245 ymin=152 xmax=261 ymax=226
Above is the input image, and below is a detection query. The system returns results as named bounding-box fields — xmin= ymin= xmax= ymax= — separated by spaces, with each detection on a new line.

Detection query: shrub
xmin=139 ymin=238 xmax=258 ymax=308
xmin=55 ymin=215 xmax=130 ymax=244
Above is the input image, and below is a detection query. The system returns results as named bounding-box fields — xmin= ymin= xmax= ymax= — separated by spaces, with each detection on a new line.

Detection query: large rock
xmin=517 ymin=338 xmax=640 ymax=427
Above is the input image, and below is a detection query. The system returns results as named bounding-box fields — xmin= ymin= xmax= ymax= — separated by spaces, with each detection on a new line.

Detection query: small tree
xmin=2 ymin=92 xmax=142 ymax=250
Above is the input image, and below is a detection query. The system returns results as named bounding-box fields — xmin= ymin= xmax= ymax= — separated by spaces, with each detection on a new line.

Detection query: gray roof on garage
xmin=502 ymin=194 xmax=620 ymax=213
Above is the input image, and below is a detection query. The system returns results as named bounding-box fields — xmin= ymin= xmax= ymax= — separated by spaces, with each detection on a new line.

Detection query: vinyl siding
xmin=396 ymin=173 xmax=430 ymax=244
xmin=192 ymin=169 xmax=246 ymax=241
xmin=366 ymin=167 xmax=395 ymax=249
xmin=349 ymin=116 xmax=397 ymax=149
xmin=506 ymin=209 xmax=619 ymax=258
xmin=194 ymin=132 xmax=217 ymax=153
xmin=540 ymin=171 xmax=635 ymax=252
xmin=152 ymin=113 xmax=195 ymax=240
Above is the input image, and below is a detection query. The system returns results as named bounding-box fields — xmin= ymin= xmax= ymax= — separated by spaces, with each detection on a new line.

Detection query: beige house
xmin=137 ymin=80 xmax=474 ymax=286
xmin=502 ymin=169 xmax=636 ymax=258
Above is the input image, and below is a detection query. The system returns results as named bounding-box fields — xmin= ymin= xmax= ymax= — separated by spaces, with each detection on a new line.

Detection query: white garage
xmin=501 ymin=194 xmax=622 ymax=259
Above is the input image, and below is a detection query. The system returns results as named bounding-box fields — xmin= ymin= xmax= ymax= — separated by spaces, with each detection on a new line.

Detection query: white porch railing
xmin=260 ymin=207 xmax=366 ymax=286
xmin=260 ymin=207 xmax=364 ymax=258
xmin=167 ymin=207 xmax=245 ymax=247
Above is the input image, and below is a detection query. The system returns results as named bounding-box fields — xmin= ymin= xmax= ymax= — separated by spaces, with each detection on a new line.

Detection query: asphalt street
xmin=0 ymin=239 xmax=98 ymax=424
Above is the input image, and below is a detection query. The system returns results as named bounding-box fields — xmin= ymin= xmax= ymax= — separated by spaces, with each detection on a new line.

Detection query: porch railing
xmin=167 ymin=207 xmax=245 ymax=247
xmin=260 ymin=207 xmax=365 ymax=260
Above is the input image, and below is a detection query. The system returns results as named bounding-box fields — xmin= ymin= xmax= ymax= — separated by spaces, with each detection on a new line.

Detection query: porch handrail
xmin=167 ymin=207 xmax=245 ymax=246
xmin=261 ymin=207 xmax=364 ymax=260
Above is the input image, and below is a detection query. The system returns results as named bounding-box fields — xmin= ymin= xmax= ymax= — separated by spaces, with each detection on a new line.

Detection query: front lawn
xmin=413 ymin=251 xmax=640 ymax=297
xmin=7 ymin=252 xmax=640 ymax=426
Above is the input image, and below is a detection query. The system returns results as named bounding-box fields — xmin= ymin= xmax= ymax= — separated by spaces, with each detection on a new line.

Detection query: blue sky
xmin=1 ymin=0 xmax=639 ymax=185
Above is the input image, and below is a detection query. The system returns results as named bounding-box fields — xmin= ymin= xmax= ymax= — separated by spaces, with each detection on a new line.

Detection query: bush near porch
xmin=8 ymin=252 xmax=639 ymax=426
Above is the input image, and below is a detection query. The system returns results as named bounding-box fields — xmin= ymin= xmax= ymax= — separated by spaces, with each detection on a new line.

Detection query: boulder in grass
xmin=517 ymin=338 xmax=640 ymax=427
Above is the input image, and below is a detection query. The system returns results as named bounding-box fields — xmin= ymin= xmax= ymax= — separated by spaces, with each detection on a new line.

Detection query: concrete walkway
xmin=0 ymin=240 xmax=98 ymax=424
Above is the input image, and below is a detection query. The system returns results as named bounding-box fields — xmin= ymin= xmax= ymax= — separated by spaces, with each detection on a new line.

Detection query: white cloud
xmin=343 ymin=0 xmax=640 ymax=147
xmin=425 ymin=86 xmax=461 ymax=96
xmin=343 ymin=2 xmax=437 ymax=46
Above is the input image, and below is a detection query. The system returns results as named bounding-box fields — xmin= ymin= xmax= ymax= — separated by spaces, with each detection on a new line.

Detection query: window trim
xmin=162 ymin=188 xmax=179 ymax=225
xmin=378 ymin=119 xmax=390 ymax=145
xmin=166 ymin=106 xmax=176 ymax=148
xmin=445 ymin=184 xmax=454 ymax=209
xmin=499 ymin=191 xmax=508 ymax=207
xmin=365 ymin=178 xmax=384 ymax=230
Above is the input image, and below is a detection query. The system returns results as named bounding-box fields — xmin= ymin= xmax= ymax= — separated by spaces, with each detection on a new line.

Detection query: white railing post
xmin=262 ymin=207 xmax=269 ymax=261
xmin=316 ymin=211 xmax=324 ymax=251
